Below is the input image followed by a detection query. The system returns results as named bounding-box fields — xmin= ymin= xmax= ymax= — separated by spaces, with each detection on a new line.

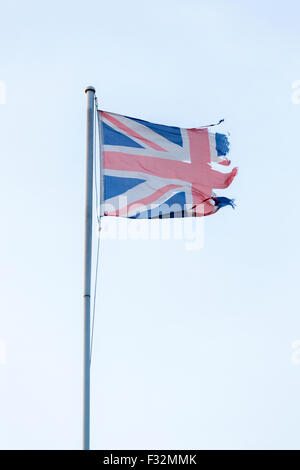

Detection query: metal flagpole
xmin=83 ymin=85 xmax=95 ymax=450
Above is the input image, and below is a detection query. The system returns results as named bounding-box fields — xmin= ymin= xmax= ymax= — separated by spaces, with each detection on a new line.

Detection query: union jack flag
xmin=98 ymin=111 xmax=237 ymax=219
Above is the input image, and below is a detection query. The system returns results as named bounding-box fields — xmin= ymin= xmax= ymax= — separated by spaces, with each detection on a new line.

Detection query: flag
xmin=98 ymin=111 xmax=237 ymax=219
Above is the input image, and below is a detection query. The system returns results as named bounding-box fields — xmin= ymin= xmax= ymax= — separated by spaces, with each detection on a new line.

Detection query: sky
xmin=0 ymin=0 xmax=300 ymax=450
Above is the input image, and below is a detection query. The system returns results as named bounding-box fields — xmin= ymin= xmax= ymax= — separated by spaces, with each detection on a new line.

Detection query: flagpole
xmin=83 ymin=85 xmax=95 ymax=450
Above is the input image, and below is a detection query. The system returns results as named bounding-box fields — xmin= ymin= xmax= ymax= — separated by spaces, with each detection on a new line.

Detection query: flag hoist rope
xmin=90 ymin=95 xmax=101 ymax=365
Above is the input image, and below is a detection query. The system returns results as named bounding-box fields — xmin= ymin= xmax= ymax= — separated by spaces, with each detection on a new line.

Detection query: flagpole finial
xmin=85 ymin=86 xmax=95 ymax=94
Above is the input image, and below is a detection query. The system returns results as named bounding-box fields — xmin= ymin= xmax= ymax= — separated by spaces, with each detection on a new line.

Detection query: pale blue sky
xmin=1 ymin=0 xmax=300 ymax=450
